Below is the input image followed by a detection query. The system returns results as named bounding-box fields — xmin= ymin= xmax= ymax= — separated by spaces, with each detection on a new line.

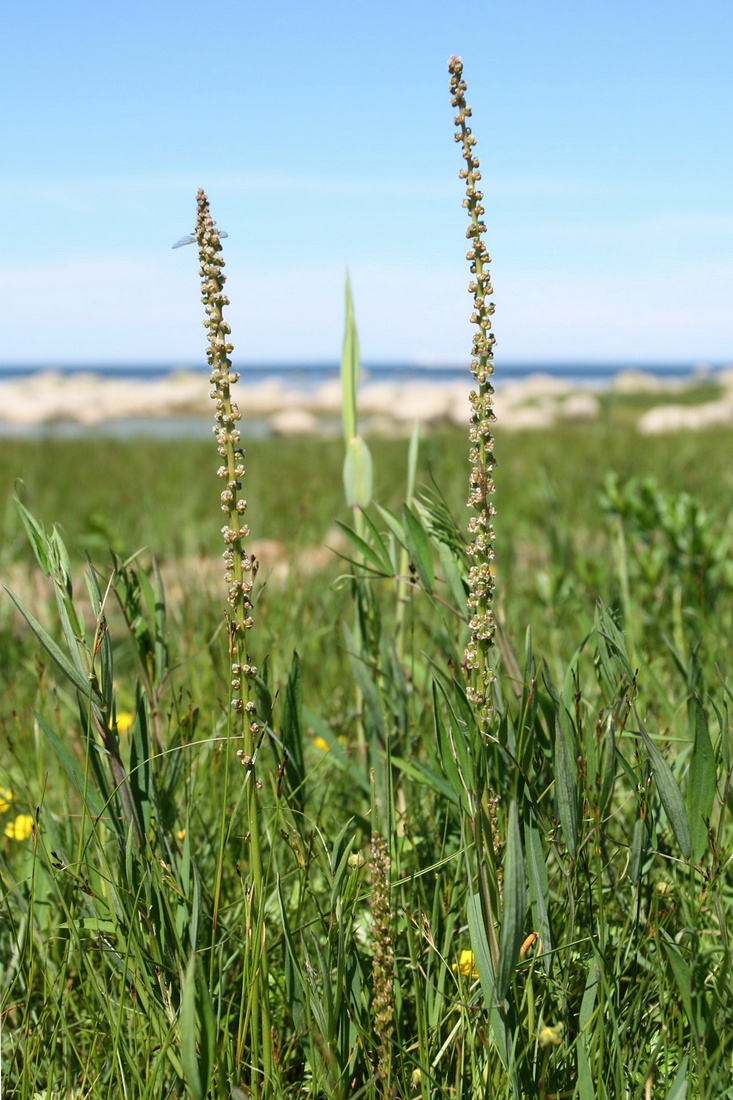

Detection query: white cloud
xmin=0 ymin=251 xmax=730 ymax=366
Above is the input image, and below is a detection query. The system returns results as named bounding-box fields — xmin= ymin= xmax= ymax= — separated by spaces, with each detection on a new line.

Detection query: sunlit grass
xmin=1 ymin=58 xmax=733 ymax=1100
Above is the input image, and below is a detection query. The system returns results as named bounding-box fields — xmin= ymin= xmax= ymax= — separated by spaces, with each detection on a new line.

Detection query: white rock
xmin=496 ymin=402 xmax=556 ymax=431
xmin=612 ymin=370 xmax=665 ymax=394
xmin=638 ymin=399 xmax=733 ymax=435
xmin=268 ymin=408 xmax=319 ymax=436
xmin=561 ymin=393 xmax=600 ymax=422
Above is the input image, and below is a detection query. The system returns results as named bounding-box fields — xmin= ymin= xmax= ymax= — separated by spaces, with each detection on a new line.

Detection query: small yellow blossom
xmin=312 ymin=736 xmax=330 ymax=753
xmin=452 ymin=950 xmax=479 ymax=979
xmin=115 ymin=712 xmax=134 ymax=735
xmin=0 ymin=787 xmax=14 ymax=813
xmin=177 ymin=828 xmax=186 ymax=842
xmin=538 ymin=1022 xmax=563 ymax=1048
xmin=5 ymin=814 xmax=34 ymax=841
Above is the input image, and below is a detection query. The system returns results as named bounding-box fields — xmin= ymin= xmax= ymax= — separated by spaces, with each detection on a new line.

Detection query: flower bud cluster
xmin=194 ymin=188 xmax=260 ymax=748
xmin=449 ymin=57 xmax=496 ymax=734
xmin=370 ymin=833 xmax=394 ymax=1083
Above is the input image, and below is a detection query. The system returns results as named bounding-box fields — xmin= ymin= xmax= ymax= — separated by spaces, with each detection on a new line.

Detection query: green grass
xmin=1 ymin=418 xmax=733 ymax=1098
xmin=2 ymin=55 xmax=732 ymax=1097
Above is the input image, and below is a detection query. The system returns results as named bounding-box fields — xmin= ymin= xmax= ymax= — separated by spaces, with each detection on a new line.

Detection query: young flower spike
xmin=191 ymin=190 xmax=260 ymax=756
xmin=188 ymin=189 xmax=273 ymax=1089
xmin=449 ymin=56 xmax=497 ymax=736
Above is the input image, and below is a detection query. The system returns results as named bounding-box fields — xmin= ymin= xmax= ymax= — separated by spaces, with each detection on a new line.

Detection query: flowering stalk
xmin=193 ymin=188 xmax=272 ymax=1091
xmin=449 ymin=57 xmax=497 ymax=736
xmin=370 ymin=832 xmax=394 ymax=1093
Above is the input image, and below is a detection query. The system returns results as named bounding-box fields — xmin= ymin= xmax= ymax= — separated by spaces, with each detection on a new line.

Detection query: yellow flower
xmin=177 ymin=828 xmax=186 ymax=842
xmin=453 ymin=950 xmax=479 ymax=979
xmin=312 ymin=736 xmax=330 ymax=753
xmin=5 ymin=813 xmax=34 ymax=841
xmin=115 ymin=712 xmax=134 ymax=735
xmin=0 ymin=787 xmax=14 ymax=813
xmin=538 ymin=1022 xmax=563 ymax=1048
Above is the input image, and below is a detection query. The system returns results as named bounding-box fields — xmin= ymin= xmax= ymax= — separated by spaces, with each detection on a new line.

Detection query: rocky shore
xmin=0 ymin=368 xmax=731 ymax=435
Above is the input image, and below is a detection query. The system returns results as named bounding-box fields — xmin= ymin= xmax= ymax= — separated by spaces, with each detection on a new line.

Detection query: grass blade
xmin=4 ymin=585 xmax=97 ymax=700
xmin=554 ymin=711 xmax=579 ymax=859
xmin=180 ymin=954 xmax=204 ymax=1100
xmin=664 ymin=1055 xmax=689 ymax=1100
xmin=686 ymin=696 xmax=715 ymax=863
xmin=634 ymin=705 xmax=691 ymax=860
xmin=402 ymin=503 xmax=434 ymax=594
xmin=496 ymin=801 xmax=526 ymax=1001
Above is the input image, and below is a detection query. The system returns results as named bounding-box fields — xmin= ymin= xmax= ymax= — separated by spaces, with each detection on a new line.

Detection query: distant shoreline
xmin=0 ymin=360 xmax=726 ymax=385
xmin=0 ymin=364 xmax=731 ymax=437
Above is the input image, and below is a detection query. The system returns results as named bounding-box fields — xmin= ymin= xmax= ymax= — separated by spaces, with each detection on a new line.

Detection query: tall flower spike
xmin=449 ymin=57 xmax=497 ymax=736
xmin=192 ymin=190 xmax=273 ymax=1091
xmin=370 ymin=833 xmax=394 ymax=1090
xmin=194 ymin=189 xmax=260 ymax=751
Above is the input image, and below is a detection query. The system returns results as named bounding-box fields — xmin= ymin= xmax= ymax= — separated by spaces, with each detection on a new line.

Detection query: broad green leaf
xmin=432 ymin=689 xmax=468 ymax=811
xmin=35 ymin=712 xmax=108 ymax=823
xmin=630 ymin=815 xmax=649 ymax=886
xmin=434 ymin=681 xmax=475 ymax=801
xmin=85 ymin=561 xmax=114 ymax=717
xmin=137 ymin=557 xmax=169 ymax=690
xmin=179 ymin=955 xmax=216 ymax=1100
xmin=467 ymin=890 xmax=509 ymax=1069
xmin=333 ymin=520 xmax=390 ymax=575
xmin=329 ymin=819 xmax=358 ymax=904
xmin=343 ymin=434 xmax=373 ymax=509
xmin=577 ymin=961 xmax=598 ymax=1100
xmin=129 ymin=692 xmax=155 ymax=837
xmin=276 ymin=876 xmax=308 ymax=1032
xmin=374 ymin=502 xmax=407 ymax=546
xmin=664 ymin=1055 xmax=689 ymax=1100
xmin=635 ymin=706 xmax=691 ymax=860
xmin=390 ymin=755 xmax=459 ymax=805
xmin=303 ymin=706 xmax=371 ymax=795
xmin=712 ymin=694 xmax=729 ymax=774
xmin=661 ymin=938 xmax=695 ymax=1036
xmin=180 ymin=955 xmax=203 ymax=1100
xmin=402 ymin=503 xmax=434 ymax=594
xmin=281 ymin=650 xmax=306 ymax=812
xmin=554 ymin=712 xmax=579 ymax=858
xmin=406 ymin=419 xmax=420 ymax=498
xmin=352 ymin=508 xmax=394 ymax=576
xmin=686 ymin=696 xmax=715 ymax=863
xmin=301 ymin=935 xmax=329 ymax=1037
xmin=197 ymin=967 xmax=216 ymax=1099
xmin=496 ymin=801 xmax=526 ymax=1001
xmin=599 ymin=714 xmax=616 ymax=823
xmin=360 ymin=508 xmax=397 ymax=573
xmin=340 ymin=271 xmax=359 ymax=442
xmin=15 ymin=498 xmax=51 ymax=574
xmin=437 ymin=541 xmax=467 ymax=614
xmin=4 ymin=587 xmax=97 ymax=701
xmin=525 ymin=821 xmax=551 ymax=975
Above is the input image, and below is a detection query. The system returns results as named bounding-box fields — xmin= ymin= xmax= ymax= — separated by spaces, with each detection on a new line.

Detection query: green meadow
xmin=1 ymin=57 xmax=733 ymax=1100
xmin=2 ymin=412 xmax=733 ymax=1098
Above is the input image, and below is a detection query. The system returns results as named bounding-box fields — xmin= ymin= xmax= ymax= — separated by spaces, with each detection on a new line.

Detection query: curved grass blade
xmin=496 ymin=801 xmax=526 ymax=1002
xmin=687 ymin=696 xmax=715 ymax=863
xmin=634 ymin=705 xmax=691 ymax=860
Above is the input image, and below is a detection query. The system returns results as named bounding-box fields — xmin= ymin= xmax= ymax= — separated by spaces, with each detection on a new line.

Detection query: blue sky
xmin=1 ymin=0 xmax=731 ymax=366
